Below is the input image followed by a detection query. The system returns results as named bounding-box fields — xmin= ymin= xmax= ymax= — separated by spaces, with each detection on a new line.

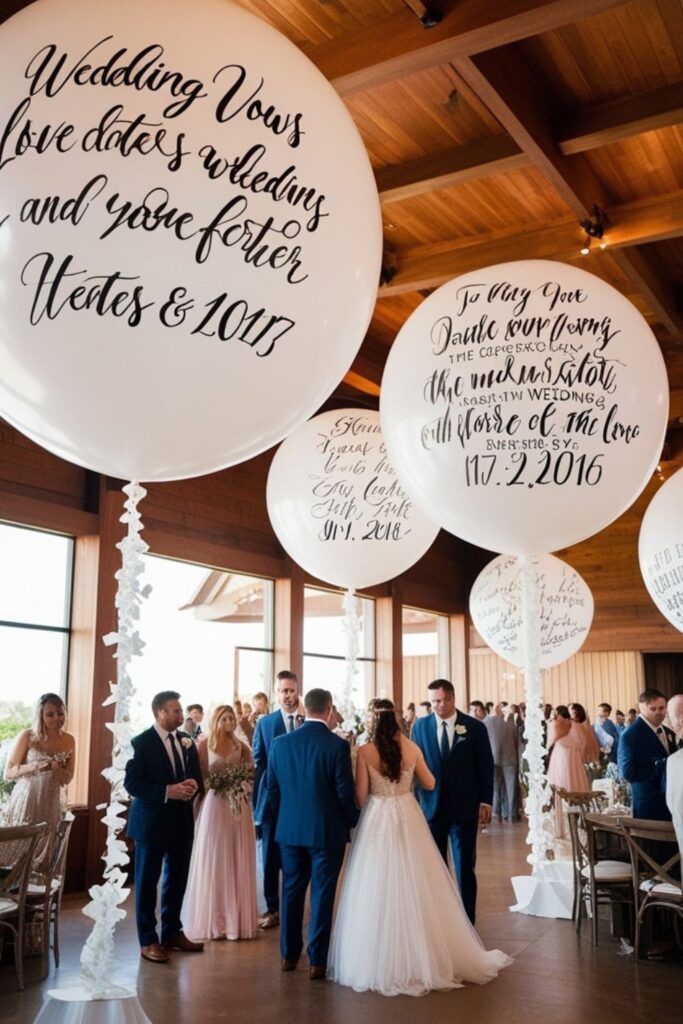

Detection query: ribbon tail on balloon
xmin=80 ymin=481 xmax=150 ymax=998
xmin=340 ymin=587 xmax=360 ymax=728
xmin=519 ymin=555 xmax=555 ymax=872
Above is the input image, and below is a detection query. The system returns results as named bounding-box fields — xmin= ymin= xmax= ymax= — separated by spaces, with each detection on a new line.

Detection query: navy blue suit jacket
xmin=252 ymin=709 xmax=287 ymax=824
xmin=267 ymin=721 xmax=359 ymax=849
xmin=618 ymin=717 xmax=675 ymax=820
xmin=125 ymin=727 xmax=203 ymax=844
xmin=412 ymin=711 xmax=494 ymax=823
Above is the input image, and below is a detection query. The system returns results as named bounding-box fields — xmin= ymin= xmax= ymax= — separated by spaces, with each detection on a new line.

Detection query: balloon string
xmin=341 ymin=586 xmax=360 ymax=728
xmin=519 ymin=555 xmax=553 ymax=873
xmin=79 ymin=481 xmax=151 ymax=997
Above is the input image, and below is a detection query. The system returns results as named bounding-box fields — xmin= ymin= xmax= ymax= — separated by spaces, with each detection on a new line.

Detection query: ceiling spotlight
xmin=579 ymin=205 xmax=609 ymax=255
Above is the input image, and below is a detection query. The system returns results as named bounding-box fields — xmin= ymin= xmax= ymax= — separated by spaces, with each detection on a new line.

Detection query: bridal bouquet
xmin=207 ymin=762 xmax=255 ymax=815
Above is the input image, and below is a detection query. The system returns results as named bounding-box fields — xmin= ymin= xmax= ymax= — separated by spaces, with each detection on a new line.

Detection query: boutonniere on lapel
xmin=295 ymin=714 xmax=305 ymax=727
xmin=454 ymin=724 xmax=467 ymax=739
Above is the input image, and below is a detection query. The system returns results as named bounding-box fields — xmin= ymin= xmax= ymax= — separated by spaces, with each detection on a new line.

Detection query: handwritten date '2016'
xmin=464 ymin=451 xmax=604 ymax=488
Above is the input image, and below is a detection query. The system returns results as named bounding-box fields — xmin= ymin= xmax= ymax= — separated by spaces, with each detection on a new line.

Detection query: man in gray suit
xmin=484 ymin=704 xmax=519 ymax=822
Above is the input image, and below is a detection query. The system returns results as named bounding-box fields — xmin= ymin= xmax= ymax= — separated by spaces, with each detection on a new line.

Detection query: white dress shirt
xmin=436 ymin=713 xmax=457 ymax=751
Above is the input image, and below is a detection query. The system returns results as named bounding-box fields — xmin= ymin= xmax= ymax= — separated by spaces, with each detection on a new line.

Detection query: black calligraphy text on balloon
xmin=24 ymin=38 xmax=208 ymax=118
xmin=212 ymin=64 xmax=304 ymax=148
xmin=312 ymin=415 xmax=414 ymax=544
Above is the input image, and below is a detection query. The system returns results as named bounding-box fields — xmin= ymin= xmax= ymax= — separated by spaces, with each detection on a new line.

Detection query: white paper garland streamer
xmin=340 ymin=587 xmax=360 ymax=727
xmin=80 ymin=482 xmax=151 ymax=998
xmin=519 ymin=556 xmax=555 ymax=869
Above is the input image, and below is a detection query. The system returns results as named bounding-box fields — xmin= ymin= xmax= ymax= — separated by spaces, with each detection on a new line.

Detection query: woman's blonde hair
xmin=208 ymin=704 xmax=236 ymax=751
xmin=31 ymin=693 xmax=66 ymax=741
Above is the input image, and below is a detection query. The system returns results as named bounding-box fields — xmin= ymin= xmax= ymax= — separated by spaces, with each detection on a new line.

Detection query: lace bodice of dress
xmin=367 ymin=761 xmax=416 ymax=798
xmin=208 ymin=745 xmax=244 ymax=771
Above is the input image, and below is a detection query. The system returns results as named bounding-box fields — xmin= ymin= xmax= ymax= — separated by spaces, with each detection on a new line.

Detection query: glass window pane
xmin=303 ymin=655 xmax=374 ymax=712
xmin=0 ymin=626 xmax=69 ymax=713
xmin=0 ymin=523 xmax=72 ymax=627
xmin=303 ymin=587 xmax=374 ymax=659
xmin=235 ymin=648 xmax=274 ymax=704
xmin=402 ymin=607 xmax=449 ymax=710
xmin=130 ymin=555 xmax=274 ymax=735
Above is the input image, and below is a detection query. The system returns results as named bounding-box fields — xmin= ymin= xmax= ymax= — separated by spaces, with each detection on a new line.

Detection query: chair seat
xmin=639 ymin=879 xmax=682 ymax=897
xmin=26 ymin=878 xmax=61 ymax=897
xmin=0 ymin=896 xmax=17 ymax=915
xmin=581 ymin=860 xmax=632 ymax=881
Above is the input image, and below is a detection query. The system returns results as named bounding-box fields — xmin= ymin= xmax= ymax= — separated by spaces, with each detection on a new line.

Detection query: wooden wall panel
xmin=469 ymin=648 xmax=645 ymax=715
xmin=402 ymin=654 xmax=438 ymax=709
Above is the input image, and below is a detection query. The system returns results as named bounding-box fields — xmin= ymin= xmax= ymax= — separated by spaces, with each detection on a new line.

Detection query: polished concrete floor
xmin=2 ymin=822 xmax=680 ymax=1023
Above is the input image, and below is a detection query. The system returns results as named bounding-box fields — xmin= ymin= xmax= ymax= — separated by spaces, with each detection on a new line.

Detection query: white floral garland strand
xmin=519 ymin=555 xmax=555 ymax=870
xmin=80 ymin=482 xmax=151 ymax=998
xmin=340 ymin=587 xmax=360 ymax=727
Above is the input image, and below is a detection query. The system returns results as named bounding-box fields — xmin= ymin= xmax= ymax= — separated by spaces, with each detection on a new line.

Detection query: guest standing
xmin=546 ymin=706 xmax=589 ymax=839
xmin=2 ymin=692 xmax=75 ymax=874
xmin=125 ymin=690 xmax=204 ymax=964
xmin=184 ymin=705 xmax=258 ymax=940
xmin=252 ymin=670 xmax=301 ymax=930
xmin=568 ymin=703 xmax=601 ymax=764
xmin=483 ymin=703 xmax=519 ymax=821
xmin=618 ymin=688 xmax=677 ymax=820
xmin=183 ymin=704 xmax=204 ymax=740
xmin=593 ymin=703 xmax=620 ymax=763
xmin=665 ymin=694 xmax=683 ymax=858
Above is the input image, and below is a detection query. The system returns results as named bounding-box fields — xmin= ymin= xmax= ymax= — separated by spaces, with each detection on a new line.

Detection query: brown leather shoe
xmin=162 ymin=932 xmax=204 ymax=952
xmin=259 ymin=911 xmax=280 ymax=930
xmin=309 ymin=965 xmax=326 ymax=980
xmin=140 ymin=943 xmax=169 ymax=963
xmin=281 ymin=959 xmax=298 ymax=971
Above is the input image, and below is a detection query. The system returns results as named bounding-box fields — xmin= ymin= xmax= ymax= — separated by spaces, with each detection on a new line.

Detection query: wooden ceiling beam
xmin=308 ymin=0 xmax=628 ymax=97
xmin=379 ymin=189 xmax=683 ymax=313
xmin=453 ymin=46 xmax=683 ymax=339
xmin=342 ymin=337 xmax=390 ymax=396
xmin=558 ymin=81 xmax=683 ymax=155
xmin=376 ymin=135 xmax=526 ymax=203
xmin=377 ymin=81 xmax=683 ymax=204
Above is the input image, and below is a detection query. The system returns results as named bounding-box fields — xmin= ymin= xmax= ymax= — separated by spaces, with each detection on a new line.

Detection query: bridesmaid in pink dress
xmin=568 ymin=702 xmax=601 ymax=764
xmin=183 ymin=705 xmax=258 ymax=941
xmin=547 ymin=706 xmax=590 ymax=839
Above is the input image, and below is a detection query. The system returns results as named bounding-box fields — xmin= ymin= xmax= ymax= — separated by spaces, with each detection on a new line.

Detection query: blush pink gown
xmin=183 ymin=745 xmax=258 ymax=940
xmin=547 ymin=720 xmax=590 ymax=839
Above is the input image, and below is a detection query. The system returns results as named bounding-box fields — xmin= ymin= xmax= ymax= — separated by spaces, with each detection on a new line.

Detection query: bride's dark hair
xmin=370 ymin=698 xmax=402 ymax=783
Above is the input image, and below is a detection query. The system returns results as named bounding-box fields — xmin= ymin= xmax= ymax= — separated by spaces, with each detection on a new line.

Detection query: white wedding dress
xmin=328 ymin=757 xmax=513 ymax=996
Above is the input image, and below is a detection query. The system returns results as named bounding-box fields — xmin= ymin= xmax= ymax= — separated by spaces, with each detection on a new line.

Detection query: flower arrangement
xmin=207 ymin=762 xmax=255 ymax=815
xmin=455 ymin=724 xmax=467 ymax=737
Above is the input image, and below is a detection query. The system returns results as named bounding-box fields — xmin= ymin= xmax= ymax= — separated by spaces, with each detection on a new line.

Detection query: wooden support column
xmin=85 ymin=477 xmax=127 ymax=889
xmin=274 ymin=560 xmax=304 ymax=688
xmin=375 ymin=581 xmax=403 ymax=707
xmin=449 ymin=613 xmax=470 ymax=710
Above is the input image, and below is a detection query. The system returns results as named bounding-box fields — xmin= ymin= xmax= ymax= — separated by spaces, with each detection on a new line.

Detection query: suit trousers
xmin=279 ymin=843 xmax=346 ymax=967
xmin=259 ymin=809 xmax=282 ymax=914
xmin=428 ymin=816 xmax=479 ymax=924
xmin=134 ymin=834 xmax=193 ymax=946
xmin=493 ymin=764 xmax=519 ymax=820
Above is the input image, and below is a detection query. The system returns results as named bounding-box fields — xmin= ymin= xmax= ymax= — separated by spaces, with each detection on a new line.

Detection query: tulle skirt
xmin=183 ymin=791 xmax=258 ymax=941
xmin=328 ymin=791 xmax=512 ymax=996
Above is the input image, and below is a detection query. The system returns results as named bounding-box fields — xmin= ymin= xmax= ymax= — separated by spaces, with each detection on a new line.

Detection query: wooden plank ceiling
xmin=1 ymin=0 xmax=683 ymax=651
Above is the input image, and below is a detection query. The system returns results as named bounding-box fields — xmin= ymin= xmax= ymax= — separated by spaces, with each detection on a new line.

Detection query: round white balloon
xmin=470 ymin=553 xmax=593 ymax=669
xmin=0 ymin=0 xmax=381 ymax=480
xmin=266 ymin=409 xmax=440 ymax=590
xmin=380 ymin=260 xmax=668 ymax=555
xmin=639 ymin=468 xmax=683 ymax=632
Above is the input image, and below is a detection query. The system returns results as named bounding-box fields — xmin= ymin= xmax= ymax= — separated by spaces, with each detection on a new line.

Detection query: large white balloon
xmin=639 ymin=468 xmax=683 ymax=632
xmin=0 ymin=0 xmax=381 ymax=480
xmin=470 ymin=553 xmax=593 ymax=669
xmin=266 ymin=409 xmax=440 ymax=590
xmin=380 ymin=260 xmax=668 ymax=555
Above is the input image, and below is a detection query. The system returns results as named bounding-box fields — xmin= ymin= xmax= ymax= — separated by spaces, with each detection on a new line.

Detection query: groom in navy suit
xmin=619 ymin=688 xmax=677 ymax=820
xmin=267 ymin=688 xmax=359 ymax=979
xmin=125 ymin=690 xmax=204 ymax=963
xmin=412 ymin=679 xmax=494 ymax=924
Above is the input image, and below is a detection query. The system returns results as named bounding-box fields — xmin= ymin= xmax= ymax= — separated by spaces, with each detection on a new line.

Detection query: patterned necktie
xmin=440 ymin=720 xmax=450 ymax=761
xmin=288 ymin=715 xmax=294 ymax=733
xmin=168 ymin=732 xmax=185 ymax=779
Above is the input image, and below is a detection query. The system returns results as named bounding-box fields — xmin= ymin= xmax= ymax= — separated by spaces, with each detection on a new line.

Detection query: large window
xmin=402 ymin=606 xmax=449 ymax=709
xmin=130 ymin=555 xmax=273 ymax=733
xmin=0 ymin=522 xmax=74 ymax=738
xmin=303 ymin=586 xmax=375 ymax=711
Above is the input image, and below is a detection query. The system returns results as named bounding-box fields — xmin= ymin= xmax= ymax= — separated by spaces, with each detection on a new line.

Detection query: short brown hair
xmin=428 ymin=678 xmax=454 ymax=697
xmin=152 ymin=691 xmax=181 ymax=716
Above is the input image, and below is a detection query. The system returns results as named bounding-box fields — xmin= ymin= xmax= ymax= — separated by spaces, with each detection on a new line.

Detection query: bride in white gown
xmin=328 ymin=700 xmax=512 ymax=997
